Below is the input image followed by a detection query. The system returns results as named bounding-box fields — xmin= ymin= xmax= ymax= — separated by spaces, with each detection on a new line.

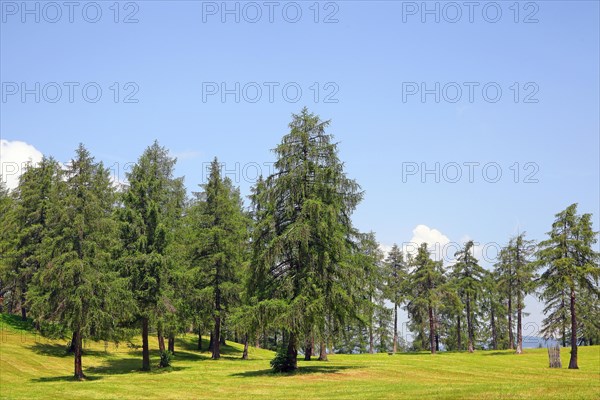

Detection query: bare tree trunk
xmin=516 ymin=293 xmax=523 ymax=354
xmin=212 ymin=315 xmax=221 ymax=360
xmin=457 ymin=314 xmax=462 ymax=351
xmin=490 ymin=306 xmax=497 ymax=350
xmin=568 ymin=288 xmax=578 ymax=369
xmin=197 ymin=331 xmax=202 ymax=351
xmin=561 ymin=294 xmax=567 ymax=347
xmin=304 ymin=334 xmax=312 ymax=361
xmin=242 ymin=334 xmax=249 ymax=360
xmin=73 ymin=329 xmax=85 ymax=380
xmin=318 ymin=341 xmax=328 ymax=361
xmin=429 ymin=305 xmax=435 ymax=354
xmin=158 ymin=325 xmax=166 ymax=353
xmin=20 ymin=293 xmax=27 ymax=321
xmin=393 ymin=304 xmax=398 ymax=353
xmin=369 ymin=314 xmax=374 ymax=354
xmin=142 ymin=317 xmax=150 ymax=371
xmin=208 ymin=331 xmax=214 ymax=352
xmin=168 ymin=334 xmax=175 ymax=354
xmin=287 ymin=332 xmax=298 ymax=370
xmin=466 ymin=294 xmax=474 ymax=353
xmin=508 ymin=290 xmax=514 ymax=350
xmin=67 ymin=331 xmax=77 ymax=353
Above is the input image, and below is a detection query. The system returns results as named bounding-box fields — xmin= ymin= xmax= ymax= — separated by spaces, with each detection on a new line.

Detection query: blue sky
xmin=1 ymin=1 xmax=599 ymax=338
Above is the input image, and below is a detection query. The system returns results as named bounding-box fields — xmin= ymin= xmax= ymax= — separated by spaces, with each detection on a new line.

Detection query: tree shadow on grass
xmin=231 ymin=365 xmax=360 ymax=378
xmin=0 ymin=313 xmax=35 ymax=332
xmin=482 ymin=351 xmax=516 ymax=356
xmin=85 ymin=357 xmax=189 ymax=376
xmin=28 ymin=343 xmax=111 ymax=358
xmin=31 ymin=375 xmax=104 ymax=383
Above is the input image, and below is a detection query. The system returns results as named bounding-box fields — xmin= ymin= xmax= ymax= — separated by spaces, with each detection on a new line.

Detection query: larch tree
xmin=409 ymin=243 xmax=445 ymax=354
xmin=2 ymin=158 xmax=61 ymax=320
xmin=28 ymin=145 xmax=130 ymax=380
xmin=505 ymin=233 xmax=537 ymax=354
xmin=452 ymin=240 xmax=486 ymax=353
xmin=119 ymin=141 xmax=185 ymax=371
xmin=189 ymin=158 xmax=248 ymax=360
xmin=536 ymin=204 xmax=600 ymax=369
xmin=250 ymin=108 xmax=362 ymax=371
xmin=383 ymin=244 xmax=408 ymax=353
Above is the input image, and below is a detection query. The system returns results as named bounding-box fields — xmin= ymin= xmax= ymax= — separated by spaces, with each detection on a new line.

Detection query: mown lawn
xmin=1 ymin=314 xmax=598 ymax=399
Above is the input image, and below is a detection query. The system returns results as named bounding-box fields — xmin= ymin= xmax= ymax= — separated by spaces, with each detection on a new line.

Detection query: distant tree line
xmin=0 ymin=108 xmax=598 ymax=379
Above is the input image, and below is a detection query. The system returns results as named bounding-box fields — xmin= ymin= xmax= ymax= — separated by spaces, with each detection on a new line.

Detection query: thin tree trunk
xmin=561 ymin=294 xmax=567 ymax=347
xmin=457 ymin=314 xmax=462 ymax=351
xmin=304 ymin=334 xmax=312 ymax=361
xmin=212 ymin=317 xmax=221 ymax=360
xmin=209 ymin=331 xmax=214 ymax=352
xmin=318 ymin=341 xmax=328 ymax=361
xmin=142 ymin=317 xmax=150 ymax=371
xmin=466 ymin=294 xmax=474 ymax=353
xmin=429 ymin=305 xmax=435 ymax=354
xmin=20 ymin=293 xmax=27 ymax=321
xmin=568 ymin=288 xmax=578 ymax=369
xmin=68 ymin=331 xmax=77 ymax=353
xmin=158 ymin=326 xmax=166 ymax=353
xmin=393 ymin=304 xmax=398 ymax=353
xmin=168 ymin=334 xmax=175 ymax=354
xmin=287 ymin=332 xmax=298 ymax=370
xmin=516 ymin=293 xmax=523 ymax=354
xmin=242 ymin=334 xmax=249 ymax=360
xmin=197 ymin=331 xmax=203 ymax=351
xmin=369 ymin=313 xmax=374 ymax=354
xmin=491 ymin=306 xmax=497 ymax=350
xmin=73 ymin=329 xmax=84 ymax=380
xmin=508 ymin=289 xmax=514 ymax=350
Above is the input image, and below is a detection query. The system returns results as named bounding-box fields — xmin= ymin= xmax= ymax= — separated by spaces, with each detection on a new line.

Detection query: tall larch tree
xmin=189 ymin=158 xmax=248 ymax=360
xmin=250 ymin=108 xmax=363 ymax=371
xmin=119 ymin=141 xmax=185 ymax=371
xmin=537 ymin=204 xmax=600 ymax=369
xmin=383 ymin=244 xmax=408 ymax=353
xmin=453 ymin=240 xmax=485 ymax=353
xmin=409 ymin=243 xmax=445 ymax=354
xmin=28 ymin=145 xmax=130 ymax=380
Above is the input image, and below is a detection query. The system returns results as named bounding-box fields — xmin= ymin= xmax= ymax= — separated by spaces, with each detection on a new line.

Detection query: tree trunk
xmin=212 ymin=317 xmax=221 ymax=359
xmin=67 ymin=331 xmax=77 ymax=353
xmin=561 ymin=294 xmax=567 ymax=348
xmin=369 ymin=316 xmax=374 ymax=354
xmin=568 ymin=288 xmax=578 ymax=369
xmin=197 ymin=331 xmax=203 ymax=351
xmin=242 ymin=334 xmax=249 ymax=360
xmin=287 ymin=332 xmax=298 ymax=370
xmin=466 ymin=294 xmax=474 ymax=353
xmin=73 ymin=329 xmax=85 ymax=380
xmin=20 ymin=293 xmax=27 ymax=321
xmin=393 ymin=304 xmax=398 ymax=353
xmin=158 ymin=327 xmax=166 ymax=353
xmin=168 ymin=334 xmax=175 ymax=354
xmin=490 ymin=306 xmax=497 ymax=350
xmin=304 ymin=335 xmax=312 ymax=361
xmin=508 ymin=291 xmax=514 ymax=350
xmin=142 ymin=317 xmax=150 ymax=371
xmin=435 ymin=333 xmax=440 ymax=352
xmin=429 ymin=305 xmax=435 ymax=354
xmin=516 ymin=294 xmax=523 ymax=354
xmin=457 ymin=314 xmax=462 ymax=351
xmin=318 ymin=341 xmax=328 ymax=361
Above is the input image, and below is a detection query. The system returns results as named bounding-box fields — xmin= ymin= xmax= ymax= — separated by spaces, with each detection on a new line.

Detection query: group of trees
xmin=0 ymin=108 xmax=598 ymax=378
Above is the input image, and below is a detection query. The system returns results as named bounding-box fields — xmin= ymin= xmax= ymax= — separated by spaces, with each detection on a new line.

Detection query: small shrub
xmin=270 ymin=348 xmax=296 ymax=373
xmin=159 ymin=351 xmax=173 ymax=368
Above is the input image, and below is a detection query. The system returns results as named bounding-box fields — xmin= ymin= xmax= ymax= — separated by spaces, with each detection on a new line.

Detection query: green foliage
xmin=270 ymin=347 xmax=296 ymax=373
xmin=159 ymin=350 xmax=173 ymax=368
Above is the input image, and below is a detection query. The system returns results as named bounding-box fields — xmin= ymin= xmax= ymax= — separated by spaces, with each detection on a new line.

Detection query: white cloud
xmin=0 ymin=140 xmax=44 ymax=190
xmin=401 ymin=224 xmax=452 ymax=261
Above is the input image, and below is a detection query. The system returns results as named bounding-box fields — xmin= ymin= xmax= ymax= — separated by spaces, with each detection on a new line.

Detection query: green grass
xmin=1 ymin=314 xmax=599 ymax=399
